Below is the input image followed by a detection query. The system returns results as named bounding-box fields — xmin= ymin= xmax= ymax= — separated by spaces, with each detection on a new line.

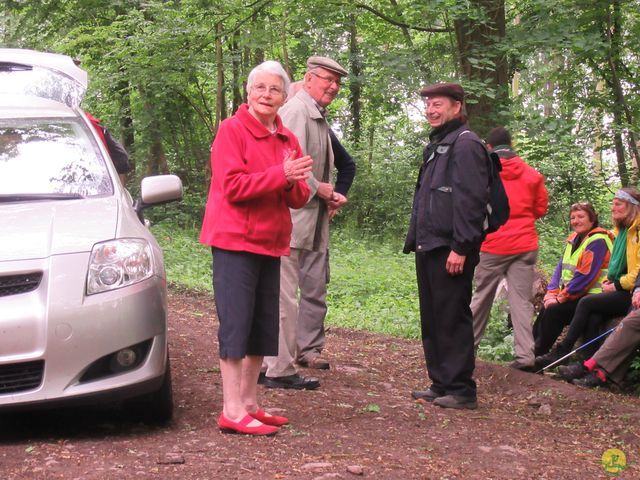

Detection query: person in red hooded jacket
xmin=85 ymin=112 xmax=131 ymax=185
xmin=470 ymin=127 xmax=548 ymax=371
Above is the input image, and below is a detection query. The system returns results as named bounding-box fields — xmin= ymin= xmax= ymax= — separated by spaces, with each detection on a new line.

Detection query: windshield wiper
xmin=0 ymin=62 xmax=33 ymax=72
xmin=0 ymin=193 xmax=85 ymax=202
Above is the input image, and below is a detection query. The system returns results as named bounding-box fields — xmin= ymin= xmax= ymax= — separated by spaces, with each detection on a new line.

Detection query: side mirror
xmin=134 ymin=174 xmax=183 ymax=223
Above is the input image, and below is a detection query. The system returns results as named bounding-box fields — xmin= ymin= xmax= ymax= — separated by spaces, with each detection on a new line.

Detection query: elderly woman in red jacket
xmin=200 ymin=60 xmax=312 ymax=436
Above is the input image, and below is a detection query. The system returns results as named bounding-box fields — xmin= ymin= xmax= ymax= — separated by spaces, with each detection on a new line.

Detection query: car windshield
xmin=0 ymin=64 xmax=85 ymax=108
xmin=0 ymin=119 xmax=113 ymax=199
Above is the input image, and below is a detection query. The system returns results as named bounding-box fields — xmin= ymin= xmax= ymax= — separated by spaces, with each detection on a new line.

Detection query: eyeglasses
xmin=310 ymin=71 xmax=342 ymax=87
xmin=252 ymin=84 xmax=284 ymax=96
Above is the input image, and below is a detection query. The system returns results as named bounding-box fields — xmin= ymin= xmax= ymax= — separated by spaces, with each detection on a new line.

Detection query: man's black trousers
xmin=415 ymin=246 xmax=479 ymax=398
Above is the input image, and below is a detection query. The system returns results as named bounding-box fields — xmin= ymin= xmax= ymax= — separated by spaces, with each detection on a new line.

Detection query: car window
xmin=0 ymin=119 xmax=113 ymax=198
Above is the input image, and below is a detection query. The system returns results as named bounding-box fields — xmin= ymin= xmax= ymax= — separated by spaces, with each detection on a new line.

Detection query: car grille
xmin=0 ymin=272 xmax=43 ymax=297
xmin=0 ymin=360 xmax=45 ymax=394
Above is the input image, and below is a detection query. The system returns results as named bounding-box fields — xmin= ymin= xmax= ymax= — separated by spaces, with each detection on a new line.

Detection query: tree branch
xmin=352 ymin=2 xmax=450 ymax=33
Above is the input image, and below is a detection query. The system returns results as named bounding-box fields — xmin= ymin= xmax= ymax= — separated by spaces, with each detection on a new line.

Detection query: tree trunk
xmin=143 ymin=96 xmax=168 ymax=176
xmin=281 ymin=11 xmax=293 ymax=81
xmin=243 ymin=44 xmax=251 ymax=104
xmin=253 ymin=12 xmax=264 ymax=65
xmin=605 ymin=0 xmax=639 ymax=183
xmin=367 ymin=123 xmax=375 ymax=165
xmin=214 ymin=21 xmax=226 ymax=135
xmin=348 ymin=14 xmax=362 ymax=145
xmin=592 ymin=80 xmax=606 ymax=176
xmin=147 ymin=133 xmax=169 ymax=176
xmin=117 ymin=77 xmax=135 ymax=173
xmin=231 ymin=32 xmax=243 ymax=114
xmin=612 ymin=111 xmax=629 ymax=187
xmin=453 ymin=0 xmax=508 ymax=136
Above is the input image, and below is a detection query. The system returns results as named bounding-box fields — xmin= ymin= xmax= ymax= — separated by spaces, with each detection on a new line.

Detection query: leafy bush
xmin=627 ymin=356 xmax=640 ymax=395
xmin=151 ymin=223 xmax=211 ymax=292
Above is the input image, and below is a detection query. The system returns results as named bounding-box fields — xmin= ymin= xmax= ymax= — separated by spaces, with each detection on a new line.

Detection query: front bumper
xmin=0 ymin=252 xmax=169 ymax=410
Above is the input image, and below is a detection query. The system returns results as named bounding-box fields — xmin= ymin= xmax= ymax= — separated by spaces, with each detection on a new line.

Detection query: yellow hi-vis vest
xmin=560 ymin=232 xmax=613 ymax=294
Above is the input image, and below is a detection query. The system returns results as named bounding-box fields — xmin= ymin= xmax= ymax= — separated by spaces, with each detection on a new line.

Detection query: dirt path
xmin=1 ymin=289 xmax=639 ymax=479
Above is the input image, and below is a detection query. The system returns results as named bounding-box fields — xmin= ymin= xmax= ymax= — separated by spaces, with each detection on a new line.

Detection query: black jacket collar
xmin=429 ymin=118 xmax=465 ymax=143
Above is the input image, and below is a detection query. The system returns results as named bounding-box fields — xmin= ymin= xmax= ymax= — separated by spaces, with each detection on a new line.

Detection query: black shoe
xmin=572 ymin=371 xmax=606 ymax=388
xmin=535 ymin=345 xmax=569 ymax=370
xmin=257 ymin=371 xmax=267 ymax=385
xmin=508 ymin=360 xmax=536 ymax=372
xmin=262 ymin=373 xmax=320 ymax=390
xmin=432 ymin=394 xmax=478 ymax=410
xmin=411 ymin=388 xmax=443 ymax=402
xmin=558 ymin=362 xmax=586 ymax=382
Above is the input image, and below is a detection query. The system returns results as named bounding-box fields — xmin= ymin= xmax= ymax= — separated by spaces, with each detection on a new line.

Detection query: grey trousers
xmin=263 ymin=248 xmax=328 ymax=377
xmin=470 ymin=250 xmax=537 ymax=365
xmin=593 ymin=308 xmax=640 ymax=384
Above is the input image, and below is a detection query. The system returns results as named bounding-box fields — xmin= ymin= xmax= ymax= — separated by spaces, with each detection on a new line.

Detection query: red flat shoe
xmin=218 ymin=413 xmax=279 ymax=436
xmin=249 ymin=408 xmax=289 ymax=426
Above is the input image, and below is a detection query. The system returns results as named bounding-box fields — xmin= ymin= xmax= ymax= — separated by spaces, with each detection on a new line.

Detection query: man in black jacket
xmin=404 ymin=83 xmax=490 ymax=409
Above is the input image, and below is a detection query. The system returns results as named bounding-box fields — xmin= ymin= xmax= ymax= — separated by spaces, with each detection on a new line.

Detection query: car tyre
xmin=126 ymin=353 xmax=174 ymax=425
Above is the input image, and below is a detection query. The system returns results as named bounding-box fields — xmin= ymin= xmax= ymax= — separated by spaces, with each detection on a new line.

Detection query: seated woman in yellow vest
xmin=536 ymin=189 xmax=640 ymax=369
xmin=533 ymin=202 xmax=614 ymax=359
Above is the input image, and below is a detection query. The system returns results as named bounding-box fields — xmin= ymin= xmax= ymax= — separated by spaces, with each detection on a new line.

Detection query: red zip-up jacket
xmin=480 ymin=148 xmax=548 ymax=255
xmin=200 ymin=104 xmax=310 ymax=257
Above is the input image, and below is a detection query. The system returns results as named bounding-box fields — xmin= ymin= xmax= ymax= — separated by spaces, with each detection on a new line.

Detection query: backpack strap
xmin=441 ymin=129 xmax=478 ymax=183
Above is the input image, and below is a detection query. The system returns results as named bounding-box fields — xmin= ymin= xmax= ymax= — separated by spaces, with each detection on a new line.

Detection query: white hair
xmin=246 ymin=60 xmax=290 ymax=97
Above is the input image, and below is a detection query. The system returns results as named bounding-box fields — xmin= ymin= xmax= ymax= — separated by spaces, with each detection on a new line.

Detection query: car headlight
xmin=86 ymin=239 xmax=154 ymax=295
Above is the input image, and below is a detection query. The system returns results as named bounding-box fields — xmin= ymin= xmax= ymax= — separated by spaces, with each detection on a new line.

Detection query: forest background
xmin=2 ymin=0 xmax=640 ymax=389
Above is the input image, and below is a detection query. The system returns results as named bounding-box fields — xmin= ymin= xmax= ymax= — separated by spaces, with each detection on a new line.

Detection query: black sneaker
xmin=534 ymin=345 xmax=569 ymax=370
xmin=508 ymin=360 xmax=536 ymax=372
xmin=262 ymin=373 xmax=320 ymax=390
xmin=432 ymin=394 xmax=478 ymax=410
xmin=572 ymin=371 xmax=606 ymax=388
xmin=558 ymin=362 xmax=586 ymax=382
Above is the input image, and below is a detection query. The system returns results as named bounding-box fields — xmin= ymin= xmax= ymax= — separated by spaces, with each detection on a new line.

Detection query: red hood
xmin=500 ymin=156 xmax=527 ymax=181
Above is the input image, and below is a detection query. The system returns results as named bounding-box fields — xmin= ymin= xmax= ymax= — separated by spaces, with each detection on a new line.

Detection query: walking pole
xmin=536 ymin=325 xmax=619 ymax=374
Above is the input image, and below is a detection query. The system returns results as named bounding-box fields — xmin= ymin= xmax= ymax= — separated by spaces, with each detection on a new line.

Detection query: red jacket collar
xmin=236 ymin=104 xmax=290 ymax=140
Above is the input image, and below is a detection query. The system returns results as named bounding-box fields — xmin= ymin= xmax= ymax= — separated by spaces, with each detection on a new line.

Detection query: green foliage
xmin=334 ymin=118 xmax=424 ymax=240
xmin=536 ymin=220 xmax=568 ymax=276
xmin=151 ymin=224 xmax=211 ymax=292
xmin=514 ymin=116 xmax=615 ymax=221
xmin=363 ymin=403 xmax=381 ymax=413
xmin=476 ymin=301 xmax=515 ymax=362
xmin=326 ymin=232 xmax=420 ymax=338
xmin=627 ymin=355 xmax=640 ymax=395
xmin=511 ymin=0 xmax=640 ymax=187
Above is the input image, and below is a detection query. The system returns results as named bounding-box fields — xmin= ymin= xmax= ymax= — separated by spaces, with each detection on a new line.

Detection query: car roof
xmin=0 ymin=49 xmax=87 ymax=108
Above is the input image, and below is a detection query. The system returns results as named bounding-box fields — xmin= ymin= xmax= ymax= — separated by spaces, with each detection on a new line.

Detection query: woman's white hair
xmin=246 ymin=60 xmax=290 ymax=97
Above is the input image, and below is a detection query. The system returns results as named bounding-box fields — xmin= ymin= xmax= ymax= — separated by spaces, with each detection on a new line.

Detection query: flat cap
xmin=419 ymin=82 xmax=465 ymax=102
xmin=307 ymin=56 xmax=348 ymax=77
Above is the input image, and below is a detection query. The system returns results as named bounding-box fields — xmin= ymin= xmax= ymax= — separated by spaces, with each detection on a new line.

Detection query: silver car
xmin=0 ymin=49 xmax=182 ymax=422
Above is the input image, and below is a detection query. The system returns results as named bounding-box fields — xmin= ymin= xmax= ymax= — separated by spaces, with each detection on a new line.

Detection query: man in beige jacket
xmin=262 ymin=56 xmax=348 ymax=389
